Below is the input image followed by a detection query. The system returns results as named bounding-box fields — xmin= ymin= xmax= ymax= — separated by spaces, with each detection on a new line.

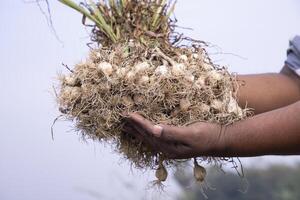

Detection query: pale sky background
xmin=1 ymin=0 xmax=300 ymax=200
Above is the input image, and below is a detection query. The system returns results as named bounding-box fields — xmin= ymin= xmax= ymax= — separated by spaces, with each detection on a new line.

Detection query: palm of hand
xmin=123 ymin=113 xmax=222 ymax=159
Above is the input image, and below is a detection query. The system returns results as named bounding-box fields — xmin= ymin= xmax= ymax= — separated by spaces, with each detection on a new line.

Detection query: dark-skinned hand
xmin=123 ymin=113 xmax=224 ymax=159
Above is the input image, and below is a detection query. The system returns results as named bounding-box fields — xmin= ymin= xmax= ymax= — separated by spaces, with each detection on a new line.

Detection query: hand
xmin=123 ymin=113 xmax=224 ymax=159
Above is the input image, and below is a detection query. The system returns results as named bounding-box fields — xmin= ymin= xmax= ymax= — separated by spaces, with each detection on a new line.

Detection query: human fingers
xmin=122 ymin=123 xmax=144 ymax=141
xmin=129 ymin=113 xmax=191 ymax=143
xmin=124 ymin=119 xmax=195 ymax=158
xmin=128 ymin=113 xmax=163 ymax=137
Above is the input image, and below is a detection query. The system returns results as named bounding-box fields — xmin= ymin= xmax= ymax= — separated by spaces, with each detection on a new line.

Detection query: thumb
xmin=152 ymin=125 xmax=163 ymax=137
xmin=159 ymin=125 xmax=188 ymax=142
xmin=128 ymin=113 xmax=163 ymax=137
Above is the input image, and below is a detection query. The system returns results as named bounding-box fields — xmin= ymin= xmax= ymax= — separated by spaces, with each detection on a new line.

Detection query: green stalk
xmin=59 ymin=0 xmax=99 ymax=24
xmin=151 ymin=0 xmax=167 ymax=30
xmin=88 ymin=0 xmax=117 ymax=41
xmin=166 ymin=0 xmax=176 ymax=20
xmin=120 ymin=0 xmax=127 ymax=8
xmin=110 ymin=0 xmax=122 ymax=17
xmin=164 ymin=0 xmax=176 ymax=31
xmin=59 ymin=0 xmax=117 ymax=42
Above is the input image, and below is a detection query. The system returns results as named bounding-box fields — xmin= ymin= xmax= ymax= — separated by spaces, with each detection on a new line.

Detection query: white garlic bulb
xmin=125 ymin=70 xmax=135 ymax=81
xmin=171 ymin=63 xmax=186 ymax=76
xmin=192 ymin=53 xmax=199 ymax=59
xmin=179 ymin=54 xmax=188 ymax=62
xmin=61 ymin=86 xmax=81 ymax=101
xmin=155 ymin=65 xmax=168 ymax=76
xmin=134 ymin=62 xmax=149 ymax=73
xmin=209 ymin=70 xmax=223 ymax=82
xmin=200 ymin=103 xmax=211 ymax=113
xmin=64 ymin=75 xmax=79 ymax=87
xmin=116 ymin=67 xmax=127 ymax=77
xmin=185 ymin=74 xmax=195 ymax=83
xmin=211 ymin=99 xmax=224 ymax=111
xmin=195 ymin=77 xmax=206 ymax=88
xmin=138 ymin=75 xmax=150 ymax=85
xmin=227 ymin=96 xmax=243 ymax=117
xmin=203 ymin=63 xmax=213 ymax=71
xmin=188 ymin=65 xmax=198 ymax=70
xmin=180 ymin=99 xmax=191 ymax=112
xmin=122 ymin=96 xmax=134 ymax=107
xmin=98 ymin=62 xmax=113 ymax=76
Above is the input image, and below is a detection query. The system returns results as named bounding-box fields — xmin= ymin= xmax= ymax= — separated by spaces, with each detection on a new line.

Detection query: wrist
xmin=209 ymin=123 xmax=233 ymax=157
xmin=203 ymin=123 xmax=230 ymax=157
xmin=218 ymin=124 xmax=232 ymax=156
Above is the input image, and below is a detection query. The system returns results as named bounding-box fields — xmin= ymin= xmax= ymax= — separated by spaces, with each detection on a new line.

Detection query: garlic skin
xmin=64 ymin=75 xmax=80 ymax=87
xmin=98 ymin=62 xmax=113 ymax=76
xmin=155 ymin=65 xmax=168 ymax=76
xmin=192 ymin=53 xmax=199 ymax=59
xmin=171 ymin=63 xmax=186 ymax=76
xmin=188 ymin=65 xmax=198 ymax=70
xmin=179 ymin=54 xmax=188 ymax=62
xmin=211 ymin=99 xmax=224 ymax=111
xmin=122 ymin=96 xmax=134 ymax=107
xmin=194 ymin=162 xmax=206 ymax=182
xmin=125 ymin=70 xmax=135 ymax=81
xmin=155 ymin=164 xmax=168 ymax=182
xmin=128 ymin=39 xmax=135 ymax=48
xmin=209 ymin=70 xmax=223 ymax=82
xmin=227 ymin=96 xmax=243 ymax=117
xmin=184 ymin=74 xmax=195 ymax=83
xmin=116 ymin=67 xmax=127 ymax=77
xmin=195 ymin=77 xmax=206 ymax=88
xmin=202 ymin=62 xmax=213 ymax=71
xmin=61 ymin=86 xmax=82 ymax=101
xmin=95 ymin=52 xmax=101 ymax=58
xmin=200 ymin=103 xmax=211 ymax=113
xmin=180 ymin=99 xmax=191 ymax=112
xmin=133 ymin=94 xmax=144 ymax=105
xmin=134 ymin=62 xmax=149 ymax=73
xmin=170 ymin=108 xmax=180 ymax=117
xmin=138 ymin=75 xmax=150 ymax=85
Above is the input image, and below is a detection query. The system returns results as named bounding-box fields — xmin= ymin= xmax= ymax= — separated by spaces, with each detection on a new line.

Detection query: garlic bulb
xmin=227 ymin=96 xmax=243 ymax=117
xmin=193 ymin=160 xmax=206 ymax=182
xmin=188 ymin=65 xmax=198 ymax=70
xmin=98 ymin=62 xmax=113 ymax=76
xmin=211 ymin=99 xmax=224 ymax=111
xmin=203 ymin=62 xmax=213 ymax=71
xmin=209 ymin=70 xmax=223 ymax=82
xmin=200 ymin=103 xmax=210 ymax=113
xmin=122 ymin=96 xmax=134 ymax=107
xmin=61 ymin=86 xmax=81 ymax=101
xmin=133 ymin=94 xmax=144 ymax=105
xmin=179 ymin=54 xmax=188 ymax=62
xmin=195 ymin=77 xmax=206 ymax=88
xmin=125 ymin=70 xmax=135 ymax=81
xmin=184 ymin=74 xmax=195 ymax=83
xmin=95 ymin=52 xmax=101 ymax=58
xmin=155 ymin=163 xmax=168 ymax=182
xmin=171 ymin=63 xmax=186 ymax=76
xmin=128 ymin=39 xmax=135 ymax=48
xmin=116 ymin=67 xmax=127 ymax=77
xmin=155 ymin=65 xmax=168 ymax=76
xmin=138 ymin=75 xmax=150 ymax=85
xmin=192 ymin=53 xmax=199 ymax=59
xmin=180 ymin=99 xmax=191 ymax=112
xmin=134 ymin=62 xmax=149 ymax=73
xmin=64 ymin=75 xmax=80 ymax=87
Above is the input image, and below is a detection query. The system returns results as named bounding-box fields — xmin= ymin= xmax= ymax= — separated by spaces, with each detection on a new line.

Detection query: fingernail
xmin=153 ymin=125 xmax=163 ymax=137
